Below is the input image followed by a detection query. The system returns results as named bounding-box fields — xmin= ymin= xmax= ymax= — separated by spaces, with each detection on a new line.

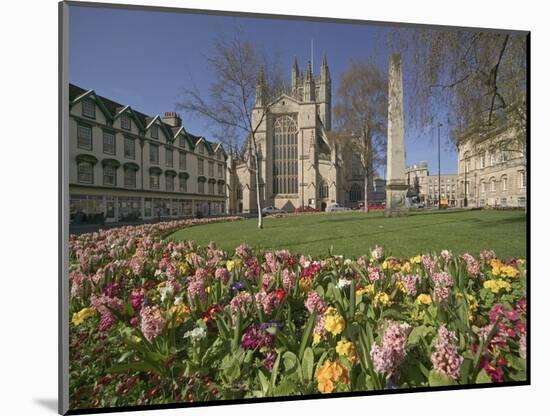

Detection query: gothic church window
xmin=350 ymin=184 xmax=361 ymax=202
xmin=272 ymin=115 xmax=298 ymax=195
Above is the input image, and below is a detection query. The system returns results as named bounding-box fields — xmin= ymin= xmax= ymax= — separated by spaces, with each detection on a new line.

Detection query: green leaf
xmin=302 ymin=347 xmax=314 ymax=382
xmin=272 ymin=378 xmax=297 ymax=397
xmin=428 ymin=370 xmax=458 ymax=387
xmin=299 ymin=312 xmax=316 ymax=361
xmin=221 ymin=355 xmax=241 ymax=384
xmin=282 ymin=351 xmax=300 ymax=377
xmin=475 ymin=369 xmax=493 ymax=384
xmin=408 ymin=325 xmax=432 ymax=346
xmin=270 ymin=353 xmax=281 ymax=389
xmin=231 ymin=310 xmax=242 ymax=352
xmin=258 ymin=369 xmax=270 ymax=395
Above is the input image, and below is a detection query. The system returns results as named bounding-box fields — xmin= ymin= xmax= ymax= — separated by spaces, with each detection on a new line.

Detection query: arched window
xmin=480 ymin=180 xmax=486 ymax=194
xmin=318 ymin=181 xmax=329 ymax=199
xmin=490 ymin=177 xmax=496 ymax=192
xmin=272 ymin=115 xmax=298 ymax=195
xmin=236 ymin=185 xmax=243 ymax=200
xmin=349 ymin=183 xmax=362 ymax=202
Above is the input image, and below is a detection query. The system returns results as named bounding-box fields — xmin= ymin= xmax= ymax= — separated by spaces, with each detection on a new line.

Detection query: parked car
xmin=295 ymin=206 xmax=320 ymax=214
xmin=261 ymin=206 xmax=286 ymax=216
xmin=326 ymin=203 xmax=351 ymax=212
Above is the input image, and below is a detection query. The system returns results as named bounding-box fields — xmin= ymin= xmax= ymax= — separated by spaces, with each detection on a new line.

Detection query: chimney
xmin=162 ymin=111 xmax=182 ymax=127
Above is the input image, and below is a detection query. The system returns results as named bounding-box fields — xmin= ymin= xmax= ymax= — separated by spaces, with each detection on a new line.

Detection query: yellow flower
xmin=416 ymin=293 xmax=432 ymax=305
xmin=299 ymin=276 xmax=313 ymax=293
xmin=312 ymin=332 xmax=321 ymax=345
xmin=316 ymin=360 xmax=349 ymax=394
xmin=167 ymin=304 xmax=191 ymax=328
xmin=483 ymin=279 xmax=512 ymax=294
xmin=179 ymin=263 xmax=189 ymax=275
xmin=226 ymin=260 xmax=235 ymax=272
xmin=409 ymin=255 xmax=422 ymax=264
xmin=72 ymin=307 xmax=96 ymax=326
xmin=412 ymin=309 xmax=425 ymax=321
xmin=401 ymin=262 xmax=412 ymax=273
xmin=467 ymin=294 xmax=478 ymax=321
xmin=395 ymin=280 xmax=407 ymax=294
xmin=374 ymin=292 xmax=390 ymax=307
xmin=356 ymin=284 xmax=375 ymax=298
xmin=324 ymin=307 xmax=345 ymax=336
xmin=336 ymin=339 xmax=355 ymax=358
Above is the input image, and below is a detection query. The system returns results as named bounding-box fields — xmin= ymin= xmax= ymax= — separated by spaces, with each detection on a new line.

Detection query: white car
xmin=326 ymin=203 xmax=351 ymax=212
xmin=261 ymin=206 xmax=286 ymax=216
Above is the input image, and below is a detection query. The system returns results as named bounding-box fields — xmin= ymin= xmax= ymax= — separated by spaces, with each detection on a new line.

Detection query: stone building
xmin=456 ymin=122 xmax=526 ymax=208
xmin=405 ymin=162 xmax=459 ymax=207
xmin=227 ymin=57 xmax=380 ymax=213
xmin=68 ymin=83 xmax=227 ymax=223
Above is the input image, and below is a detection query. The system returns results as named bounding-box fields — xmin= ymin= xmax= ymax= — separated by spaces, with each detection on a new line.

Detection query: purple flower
xmin=241 ymin=324 xmax=274 ymax=350
xmin=368 ymin=265 xmax=383 ymax=283
xmin=140 ymin=306 xmax=165 ymax=342
xmin=399 ymin=274 xmax=418 ymax=296
xmin=282 ymin=268 xmax=297 ymax=290
xmin=305 ymin=290 xmax=327 ymax=314
xmin=431 ymin=271 xmax=452 ymax=304
xmin=462 ymin=253 xmax=481 ymax=277
xmin=370 ymin=320 xmax=410 ymax=379
xmin=214 ymin=267 xmax=230 ymax=284
xmin=431 ymin=325 xmax=463 ymax=380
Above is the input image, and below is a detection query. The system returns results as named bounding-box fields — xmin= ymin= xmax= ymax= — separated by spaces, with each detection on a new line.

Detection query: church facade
xmin=227 ymin=57 xmax=375 ymax=214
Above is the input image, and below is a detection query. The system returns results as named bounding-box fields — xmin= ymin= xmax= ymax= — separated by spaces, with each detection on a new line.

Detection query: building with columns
xmin=227 ymin=56 xmax=379 ymax=214
xmin=405 ymin=162 xmax=460 ymax=207
xmin=68 ymin=83 xmax=227 ymax=224
xmin=456 ymin=122 xmax=526 ymax=208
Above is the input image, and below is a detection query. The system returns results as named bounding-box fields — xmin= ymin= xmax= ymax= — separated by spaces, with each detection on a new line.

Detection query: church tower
xmin=318 ymin=54 xmax=332 ymax=130
xmin=291 ymin=56 xmax=300 ymax=97
xmin=255 ymin=66 xmax=266 ymax=108
xmin=303 ymin=61 xmax=316 ymax=102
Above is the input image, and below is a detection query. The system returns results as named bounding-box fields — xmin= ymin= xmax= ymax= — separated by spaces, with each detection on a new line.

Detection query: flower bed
xmin=68 ymin=219 xmax=527 ymax=409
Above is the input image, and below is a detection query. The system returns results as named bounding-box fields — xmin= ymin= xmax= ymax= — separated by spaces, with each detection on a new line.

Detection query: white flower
xmin=337 ymin=278 xmax=352 ymax=289
xmin=154 ymin=269 xmax=162 ymax=277
xmin=159 ymin=285 xmax=174 ymax=302
xmin=183 ymin=326 xmax=206 ymax=342
xmin=174 ymin=296 xmax=184 ymax=305
xmin=303 ymin=260 xmax=311 ymax=268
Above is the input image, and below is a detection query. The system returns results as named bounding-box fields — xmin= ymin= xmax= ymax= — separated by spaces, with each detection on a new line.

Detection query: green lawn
xmin=169 ymin=209 xmax=527 ymax=259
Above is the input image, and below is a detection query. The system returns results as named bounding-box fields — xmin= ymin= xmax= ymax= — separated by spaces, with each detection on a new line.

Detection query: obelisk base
xmin=384 ymin=181 xmax=409 ymax=218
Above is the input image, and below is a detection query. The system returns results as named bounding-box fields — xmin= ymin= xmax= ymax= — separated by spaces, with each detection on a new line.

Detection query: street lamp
xmin=438 ymin=122 xmax=443 ymax=210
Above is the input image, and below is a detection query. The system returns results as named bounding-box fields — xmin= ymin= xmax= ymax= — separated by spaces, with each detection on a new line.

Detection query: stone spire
xmin=384 ymin=54 xmax=409 ymax=217
xmin=303 ymin=61 xmax=315 ymax=102
xmin=318 ymin=54 xmax=332 ymax=129
xmin=255 ymin=66 xmax=266 ymax=108
xmin=320 ymin=54 xmax=330 ymax=82
xmin=291 ymin=56 xmax=300 ymax=96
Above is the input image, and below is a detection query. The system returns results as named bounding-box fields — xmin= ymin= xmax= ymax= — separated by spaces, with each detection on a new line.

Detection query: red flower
xmin=276 ymin=288 xmax=287 ymax=303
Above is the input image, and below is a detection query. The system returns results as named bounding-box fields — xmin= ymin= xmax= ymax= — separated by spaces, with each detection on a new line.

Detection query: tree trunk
xmin=250 ymin=134 xmax=263 ymax=229
xmin=364 ymin=170 xmax=369 ymax=213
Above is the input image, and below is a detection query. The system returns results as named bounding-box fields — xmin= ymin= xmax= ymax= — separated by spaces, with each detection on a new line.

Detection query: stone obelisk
xmin=384 ymin=54 xmax=409 ymax=217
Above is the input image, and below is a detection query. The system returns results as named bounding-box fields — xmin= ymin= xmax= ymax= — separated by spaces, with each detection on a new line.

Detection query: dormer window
xmin=198 ymin=144 xmax=204 ymax=154
xmin=151 ymin=125 xmax=159 ymax=139
xmin=179 ymin=136 xmax=186 ymax=149
xmin=121 ymin=113 xmax=131 ymax=130
xmin=82 ymin=98 xmax=95 ymax=119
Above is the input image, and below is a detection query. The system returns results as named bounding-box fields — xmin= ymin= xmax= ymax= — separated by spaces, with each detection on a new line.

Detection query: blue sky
xmin=69 ymin=5 xmax=458 ymax=176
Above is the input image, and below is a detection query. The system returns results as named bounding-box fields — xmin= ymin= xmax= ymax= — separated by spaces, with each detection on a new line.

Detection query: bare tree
xmin=389 ymin=29 xmax=527 ymax=143
xmin=333 ymin=61 xmax=387 ymax=212
xmin=177 ymin=31 xmax=283 ymax=229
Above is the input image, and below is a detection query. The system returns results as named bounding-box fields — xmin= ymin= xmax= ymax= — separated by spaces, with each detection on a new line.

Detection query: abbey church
xmin=227 ymin=56 xmax=381 ymax=214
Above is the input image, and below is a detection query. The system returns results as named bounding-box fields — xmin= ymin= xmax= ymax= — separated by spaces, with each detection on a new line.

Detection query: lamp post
xmin=464 ymin=160 xmax=468 ymax=208
xmin=438 ymin=122 xmax=443 ymax=210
